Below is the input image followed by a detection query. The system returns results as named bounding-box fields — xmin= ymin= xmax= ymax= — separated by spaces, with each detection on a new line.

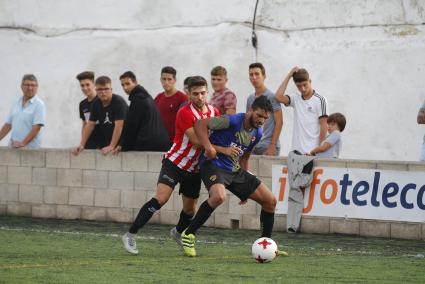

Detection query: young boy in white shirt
xmin=309 ymin=112 xmax=346 ymax=158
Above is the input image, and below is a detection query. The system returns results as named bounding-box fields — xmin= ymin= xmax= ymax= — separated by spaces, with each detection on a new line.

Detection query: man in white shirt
xmin=275 ymin=67 xmax=328 ymax=234
xmin=275 ymin=67 xmax=328 ymax=153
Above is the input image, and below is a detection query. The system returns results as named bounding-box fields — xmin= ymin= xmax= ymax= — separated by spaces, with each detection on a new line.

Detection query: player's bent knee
xmin=209 ymin=187 xmax=226 ymax=206
xmin=270 ymin=196 xmax=277 ymax=208
xmin=183 ymin=205 xmax=196 ymax=216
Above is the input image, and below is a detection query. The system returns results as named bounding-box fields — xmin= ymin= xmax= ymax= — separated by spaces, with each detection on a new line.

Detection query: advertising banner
xmin=272 ymin=165 xmax=425 ymax=223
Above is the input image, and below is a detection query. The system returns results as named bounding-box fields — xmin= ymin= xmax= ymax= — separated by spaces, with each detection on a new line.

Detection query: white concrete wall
xmin=0 ymin=0 xmax=424 ymax=161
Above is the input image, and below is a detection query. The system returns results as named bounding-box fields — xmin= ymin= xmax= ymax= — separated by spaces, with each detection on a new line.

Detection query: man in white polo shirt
xmin=275 ymin=67 xmax=328 ymax=153
xmin=0 ymin=74 xmax=46 ymax=149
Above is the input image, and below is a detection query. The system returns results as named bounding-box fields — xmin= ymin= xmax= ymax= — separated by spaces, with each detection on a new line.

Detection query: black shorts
xmin=200 ymin=160 xmax=261 ymax=201
xmin=157 ymin=158 xmax=201 ymax=199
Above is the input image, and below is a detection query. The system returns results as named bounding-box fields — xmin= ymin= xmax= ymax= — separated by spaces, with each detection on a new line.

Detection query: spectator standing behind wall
xmin=0 ymin=74 xmax=45 ymax=149
xmin=72 ymin=76 xmax=128 ymax=156
xmin=309 ymin=113 xmax=346 ymax=158
xmin=246 ymin=63 xmax=283 ymax=156
xmin=76 ymin=71 xmax=104 ymax=149
xmin=417 ymin=99 xmax=425 ymax=161
xmin=275 ymin=67 xmax=328 ymax=153
xmin=154 ymin=66 xmax=188 ymax=143
xmin=209 ymin=66 xmax=237 ymax=115
xmin=115 ymin=71 xmax=170 ymax=152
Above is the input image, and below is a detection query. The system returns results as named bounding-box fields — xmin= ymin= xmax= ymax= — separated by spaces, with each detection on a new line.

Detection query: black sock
xmin=185 ymin=201 xmax=215 ymax=235
xmin=176 ymin=210 xmax=194 ymax=233
xmin=260 ymin=210 xmax=274 ymax=238
xmin=129 ymin=198 xmax=161 ymax=234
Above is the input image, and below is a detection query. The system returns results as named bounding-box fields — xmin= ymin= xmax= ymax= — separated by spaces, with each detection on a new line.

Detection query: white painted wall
xmin=0 ymin=0 xmax=424 ymax=161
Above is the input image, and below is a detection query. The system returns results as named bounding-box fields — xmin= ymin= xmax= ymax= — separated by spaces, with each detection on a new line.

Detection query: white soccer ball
xmin=251 ymin=237 xmax=278 ymax=263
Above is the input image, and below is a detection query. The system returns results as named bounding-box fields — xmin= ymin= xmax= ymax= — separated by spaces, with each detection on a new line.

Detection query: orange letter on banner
xmin=320 ymin=179 xmax=338 ymax=204
xmin=278 ymin=167 xmax=288 ymax=201
xmin=303 ymin=168 xmax=323 ymax=213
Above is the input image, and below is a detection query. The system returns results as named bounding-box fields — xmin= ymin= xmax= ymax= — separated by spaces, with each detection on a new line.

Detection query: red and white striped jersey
xmin=165 ymin=102 xmax=219 ymax=172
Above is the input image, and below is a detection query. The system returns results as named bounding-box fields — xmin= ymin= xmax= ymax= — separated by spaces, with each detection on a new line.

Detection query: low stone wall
xmin=0 ymin=147 xmax=424 ymax=240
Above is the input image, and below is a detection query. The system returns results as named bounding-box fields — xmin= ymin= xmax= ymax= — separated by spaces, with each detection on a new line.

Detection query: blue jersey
xmin=201 ymin=113 xmax=262 ymax=172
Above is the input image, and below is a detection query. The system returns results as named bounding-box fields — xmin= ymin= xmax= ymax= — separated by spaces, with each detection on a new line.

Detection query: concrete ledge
xmin=106 ymin=208 xmax=133 ymax=223
xmin=46 ymin=150 xmax=70 ymax=169
xmin=21 ymin=150 xmax=45 ymax=167
xmin=81 ymin=206 xmax=106 ymax=221
xmin=390 ymin=223 xmax=422 ymax=240
xmin=32 ymin=204 xmax=57 ymax=219
xmin=0 ymin=204 xmax=6 ymax=215
xmin=0 ymin=166 xmax=7 ymax=183
xmin=300 ymin=216 xmax=330 ymax=234
xmin=330 ymin=218 xmax=360 ymax=235
xmin=360 ymin=220 xmax=391 ymax=238
xmin=7 ymin=203 xmax=32 ymax=217
xmin=70 ymin=151 xmax=95 ymax=169
xmin=57 ymin=205 xmax=81 ymax=220
xmin=1 ymin=148 xmax=424 ymax=240
xmin=0 ymin=149 xmax=20 ymax=166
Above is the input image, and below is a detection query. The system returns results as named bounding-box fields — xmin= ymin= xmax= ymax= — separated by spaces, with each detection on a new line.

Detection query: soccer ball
xmin=251 ymin=237 xmax=278 ymax=263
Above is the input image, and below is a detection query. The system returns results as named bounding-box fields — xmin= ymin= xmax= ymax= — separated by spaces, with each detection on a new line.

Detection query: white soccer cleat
xmin=169 ymin=227 xmax=182 ymax=247
xmin=122 ymin=232 xmax=139 ymax=255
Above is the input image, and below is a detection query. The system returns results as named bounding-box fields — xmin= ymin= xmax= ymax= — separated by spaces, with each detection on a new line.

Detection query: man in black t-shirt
xmin=115 ymin=71 xmax=170 ymax=152
xmin=72 ymin=76 xmax=128 ymax=156
xmin=76 ymin=71 xmax=104 ymax=149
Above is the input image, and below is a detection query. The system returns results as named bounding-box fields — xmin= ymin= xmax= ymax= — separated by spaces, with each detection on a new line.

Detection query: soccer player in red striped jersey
xmin=122 ymin=76 xmax=219 ymax=255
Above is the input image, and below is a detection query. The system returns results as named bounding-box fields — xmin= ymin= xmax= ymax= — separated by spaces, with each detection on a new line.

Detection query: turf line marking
xmin=0 ymin=226 xmax=252 ymax=246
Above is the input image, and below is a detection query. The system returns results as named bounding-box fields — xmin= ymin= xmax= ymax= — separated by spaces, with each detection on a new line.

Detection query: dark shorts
xmin=200 ymin=160 xmax=261 ymax=201
xmin=157 ymin=158 xmax=201 ymax=199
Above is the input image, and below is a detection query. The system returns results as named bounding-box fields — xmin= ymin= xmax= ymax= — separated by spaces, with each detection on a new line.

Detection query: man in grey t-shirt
xmin=246 ymin=63 xmax=283 ymax=155
xmin=417 ymin=99 xmax=425 ymax=161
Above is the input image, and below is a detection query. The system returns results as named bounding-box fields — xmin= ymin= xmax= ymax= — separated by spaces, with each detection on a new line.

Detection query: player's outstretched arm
xmin=194 ymin=118 xmax=216 ymax=159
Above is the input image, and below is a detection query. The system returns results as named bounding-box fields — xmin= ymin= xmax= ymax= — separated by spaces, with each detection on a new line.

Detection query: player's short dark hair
xmin=328 ymin=112 xmax=346 ymax=132
xmin=211 ymin=66 xmax=227 ymax=76
xmin=119 ymin=71 xmax=137 ymax=82
xmin=161 ymin=66 xmax=177 ymax=78
xmin=251 ymin=95 xmax=273 ymax=113
xmin=187 ymin=76 xmax=207 ymax=92
xmin=95 ymin=76 xmax=111 ymax=86
xmin=249 ymin=62 xmax=266 ymax=75
xmin=293 ymin=68 xmax=310 ymax=83
xmin=76 ymin=71 xmax=94 ymax=82
xmin=183 ymin=76 xmax=193 ymax=86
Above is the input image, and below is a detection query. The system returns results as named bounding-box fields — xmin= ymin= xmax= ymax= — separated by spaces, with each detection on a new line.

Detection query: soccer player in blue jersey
xmin=181 ymin=96 xmax=277 ymax=257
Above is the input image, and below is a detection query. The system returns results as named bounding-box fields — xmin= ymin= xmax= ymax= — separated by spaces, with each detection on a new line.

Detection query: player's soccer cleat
xmin=276 ymin=250 xmax=289 ymax=257
xmin=122 ymin=232 xmax=139 ymax=255
xmin=181 ymin=230 xmax=197 ymax=257
xmin=170 ymin=227 xmax=182 ymax=247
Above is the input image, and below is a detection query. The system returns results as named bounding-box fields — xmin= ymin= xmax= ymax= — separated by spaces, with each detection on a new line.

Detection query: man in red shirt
xmin=122 ymin=76 xmax=219 ymax=255
xmin=154 ymin=66 xmax=188 ymax=143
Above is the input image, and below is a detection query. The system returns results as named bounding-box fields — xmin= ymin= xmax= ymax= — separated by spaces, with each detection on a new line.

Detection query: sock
xmin=185 ymin=201 xmax=215 ymax=235
xmin=176 ymin=210 xmax=194 ymax=234
xmin=129 ymin=198 xmax=161 ymax=234
xmin=260 ymin=209 xmax=275 ymax=238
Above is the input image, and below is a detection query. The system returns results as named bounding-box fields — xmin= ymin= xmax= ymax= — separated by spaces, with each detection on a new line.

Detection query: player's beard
xmin=249 ymin=115 xmax=259 ymax=129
